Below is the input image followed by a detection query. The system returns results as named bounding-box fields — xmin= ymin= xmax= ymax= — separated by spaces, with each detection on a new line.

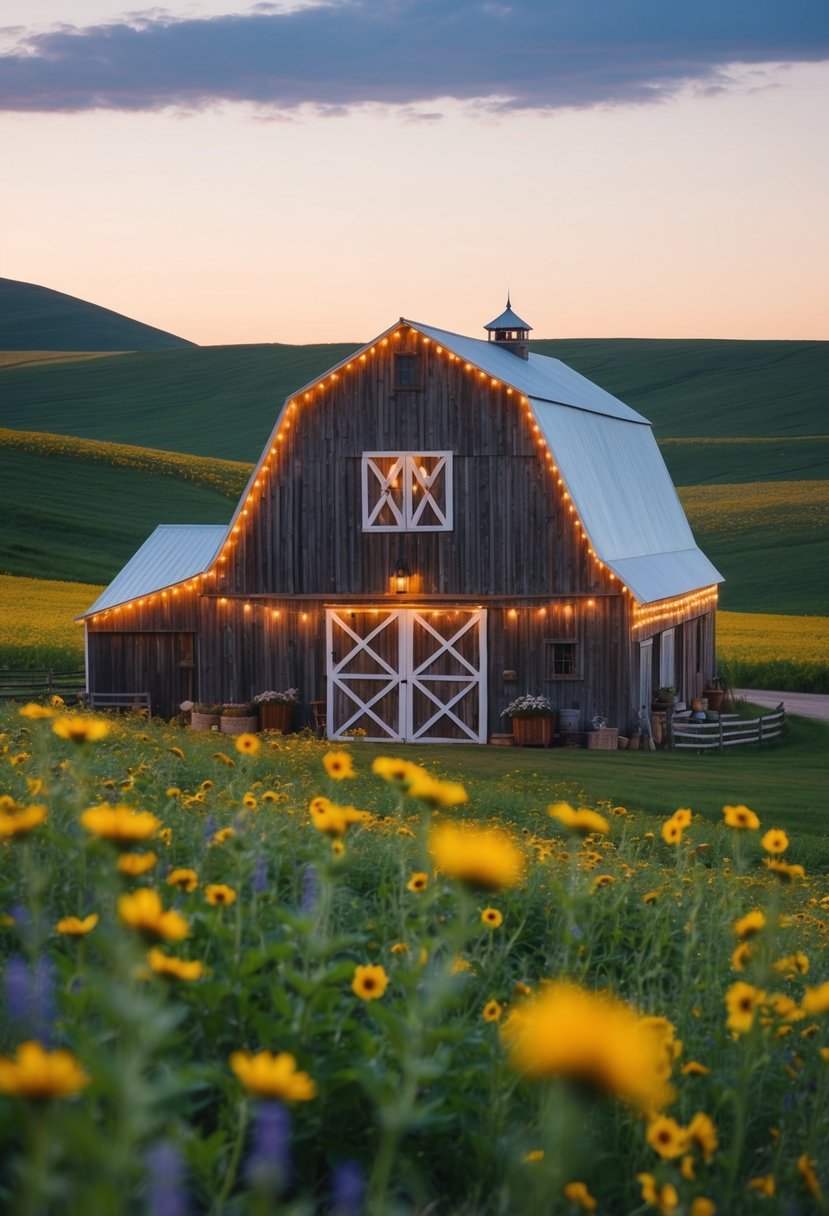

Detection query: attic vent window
xmin=362 ymin=452 xmax=453 ymax=532
xmin=395 ymin=354 xmax=420 ymax=389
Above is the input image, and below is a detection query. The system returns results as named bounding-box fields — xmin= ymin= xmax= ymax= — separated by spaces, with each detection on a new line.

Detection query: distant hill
xmin=0 ymin=277 xmax=196 ymax=352
xmin=1 ymin=337 xmax=827 ymax=463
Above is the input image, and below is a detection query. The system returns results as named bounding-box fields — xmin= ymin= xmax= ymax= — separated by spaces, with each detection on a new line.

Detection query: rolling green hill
xmin=0 ymin=277 xmax=196 ymax=352
xmin=1 ymin=328 xmax=826 ymax=618
xmin=1 ymin=337 xmax=826 ymax=462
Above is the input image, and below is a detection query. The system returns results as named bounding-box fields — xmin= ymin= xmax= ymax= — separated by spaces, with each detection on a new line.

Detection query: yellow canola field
xmin=678 ymin=480 xmax=829 ymax=535
xmin=718 ymin=610 xmax=829 ymax=664
xmin=0 ymin=427 xmax=252 ymax=499
xmin=0 ymin=574 xmax=103 ymax=666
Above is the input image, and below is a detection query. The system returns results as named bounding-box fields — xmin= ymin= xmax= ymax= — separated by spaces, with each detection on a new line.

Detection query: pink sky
xmin=1 ymin=4 xmax=827 ymax=344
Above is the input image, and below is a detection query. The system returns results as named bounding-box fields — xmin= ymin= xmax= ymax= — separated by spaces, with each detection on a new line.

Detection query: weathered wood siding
xmin=215 ymin=329 xmax=609 ymax=601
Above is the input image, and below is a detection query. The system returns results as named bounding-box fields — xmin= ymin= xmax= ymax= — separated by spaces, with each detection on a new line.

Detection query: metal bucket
xmin=558 ymin=709 xmax=581 ymax=732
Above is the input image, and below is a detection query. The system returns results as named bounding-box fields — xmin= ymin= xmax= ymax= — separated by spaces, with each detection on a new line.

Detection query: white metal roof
xmin=407 ymin=320 xmax=650 ymax=424
xmin=79 ymin=524 xmax=227 ymax=618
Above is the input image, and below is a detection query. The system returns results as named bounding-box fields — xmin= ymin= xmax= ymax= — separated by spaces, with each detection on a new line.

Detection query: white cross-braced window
xmin=361 ymin=452 xmax=453 ymax=532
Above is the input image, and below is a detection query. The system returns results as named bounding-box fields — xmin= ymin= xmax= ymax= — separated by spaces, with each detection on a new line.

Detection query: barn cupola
xmin=484 ymin=297 xmax=532 ymax=360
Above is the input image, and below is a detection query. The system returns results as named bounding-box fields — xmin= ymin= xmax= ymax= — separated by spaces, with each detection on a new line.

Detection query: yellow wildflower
xmin=52 ymin=715 xmax=110 ymax=743
xmin=309 ymin=796 xmax=370 ymax=837
xmin=772 ymin=953 xmax=809 ymax=977
xmin=802 ymin=981 xmax=829 ymax=1015
xmin=548 ymin=802 xmax=609 ymax=836
xmin=686 ymin=1112 xmax=718 ymax=1161
xmin=0 ymin=1041 xmax=90 ymax=1100
xmin=637 ymin=1173 xmax=679 ymax=1215
xmin=482 ymin=1000 xmax=503 ymax=1023
xmin=430 ymin=822 xmax=524 ymax=891
xmin=234 ymin=733 xmax=260 ymax=756
xmin=661 ymin=818 xmax=684 ymax=846
xmin=761 ymin=828 xmax=789 ymax=854
xmin=323 ymin=750 xmax=356 ymax=779
xmin=481 ymin=907 xmax=503 ymax=928
xmin=647 ymin=1115 xmax=687 ymax=1159
xmin=681 ymin=1061 xmax=710 ymax=1077
xmin=117 ymin=851 xmax=158 ymax=877
xmin=80 ymin=804 xmax=160 ymax=846
xmin=733 ymin=909 xmax=766 ymax=939
xmin=18 ymin=703 xmax=54 ymax=719
xmin=56 ymin=913 xmax=99 ymax=936
xmin=501 ymin=980 xmax=675 ymax=1109
xmin=722 ymin=804 xmax=760 ymax=830
xmin=148 ymin=949 xmax=204 ymax=981
xmin=118 ymin=888 xmax=188 ymax=941
xmin=725 ymin=981 xmax=765 ymax=1036
xmin=229 ymin=1050 xmax=316 ymax=1102
xmin=748 ymin=1175 xmax=775 ymax=1197
xmin=563 ymin=1181 xmax=596 ymax=1211
xmin=690 ymin=1200 xmax=716 ymax=1216
xmin=205 ymin=884 xmax=236 ymax=906
xmin=167 ymin=868 xmax=198 ymax=892
xmin=0 ymin=803 xmax=47 ymax=838
xmin=352 ymin=964 xmax=389 ymax=1001
xmin=406 ymin=772 xmax=468 ymax=808
xmin=764 ymin=858 xmax=805 ymax=881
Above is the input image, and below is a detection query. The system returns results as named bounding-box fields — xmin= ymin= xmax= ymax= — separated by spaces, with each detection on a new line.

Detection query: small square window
xmin=395 ymin=354 xmax=419 ymax=389
xmin=545 ymin=640 xmax=579 ymax=679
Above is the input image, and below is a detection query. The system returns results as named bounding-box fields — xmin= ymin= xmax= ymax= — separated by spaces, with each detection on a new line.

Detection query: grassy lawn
xmin=350 ymin=710 xmax=829 ymax=868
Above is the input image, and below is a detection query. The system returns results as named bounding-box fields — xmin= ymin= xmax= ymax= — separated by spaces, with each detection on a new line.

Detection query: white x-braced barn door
xmin=326 ymin=608 xmax=487 ymax=743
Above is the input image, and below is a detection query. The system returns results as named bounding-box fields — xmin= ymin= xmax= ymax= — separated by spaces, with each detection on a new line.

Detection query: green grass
xmin=534 ymin=337 xmax=829 ymax=438
xmin=660 ymin=436 xmax=829 ymax=486
xmin=0 ymin=343 xmax=360 ymax=461
xmin=0 ymin=448 xmax=232 ymax=583
xmin=0 ymin=277 xmax=194 ymax=352
xmin=358 ymin=713 xmax=829 ymax=868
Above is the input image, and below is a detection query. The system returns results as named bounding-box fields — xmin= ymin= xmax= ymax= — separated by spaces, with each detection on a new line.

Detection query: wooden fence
xmin=0 ymin=669 xmax=86 ymax=702
xmin=671 ymin=705 xmax=785 ymax=750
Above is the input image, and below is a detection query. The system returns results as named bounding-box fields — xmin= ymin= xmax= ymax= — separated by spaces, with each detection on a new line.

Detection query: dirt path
xmin=734 ymin=689 xmax=829 ymax=723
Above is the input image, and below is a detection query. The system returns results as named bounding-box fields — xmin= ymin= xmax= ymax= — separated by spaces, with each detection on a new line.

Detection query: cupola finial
xmin=483 ymin=296 xmax=532 ymax=360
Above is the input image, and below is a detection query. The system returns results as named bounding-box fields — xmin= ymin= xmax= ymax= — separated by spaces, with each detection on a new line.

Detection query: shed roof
xmin=79 ymin=524 xmax=226 ymax=618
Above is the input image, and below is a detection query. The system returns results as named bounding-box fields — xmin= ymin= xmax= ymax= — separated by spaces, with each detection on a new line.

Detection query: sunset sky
xmin=2 ymin=1 xmax=828 ymax=345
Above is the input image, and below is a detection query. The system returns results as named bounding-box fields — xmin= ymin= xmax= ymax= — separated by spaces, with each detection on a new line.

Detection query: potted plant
xmin=501 ymin=694 xmax=557 ymax=747
xmin=220 ymin=703 xmax=259 ymax=735
xmin=252 ymin=688 xmax=299 ymax=733
xmin=191 ymin=703 xmax=223 ymax=732
xmin=654 ymin=686 xmax=677 ymax=706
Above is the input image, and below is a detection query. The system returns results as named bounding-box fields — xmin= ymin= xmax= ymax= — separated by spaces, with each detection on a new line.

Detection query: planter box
xmin=489 ymin=732 xmax=515 ymax=747
xmin=512 ymin=714 xmax=556 ymax=747
xmin=258 ymin=702 xmax=293 ymax=733
xmin=587 ymin=727 xmax=619 ymax=750
xmin=220 ymin=715 xmax=259 ymax=735
xmin=191 ymin=712 xmax=221 ymax=732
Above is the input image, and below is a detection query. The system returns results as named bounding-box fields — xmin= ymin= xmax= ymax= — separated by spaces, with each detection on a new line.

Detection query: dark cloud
xmin=1 ymin=0 xmax=827 ymax=114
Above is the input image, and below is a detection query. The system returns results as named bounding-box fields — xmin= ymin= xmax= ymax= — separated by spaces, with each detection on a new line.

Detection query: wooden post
xmin=719 ymin=716 xmax=723 ymax=752
xmin=758 ymin=714 xmax=764 ymax=743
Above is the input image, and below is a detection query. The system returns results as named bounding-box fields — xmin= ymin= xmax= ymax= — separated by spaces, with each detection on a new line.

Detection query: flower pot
xmin=704 ymin=688 xmax=724 ymax=712
xmin=512 ymin=714 xmax=556 ymax=747
xmin=258 ymin=702 xmax=293 ymax=733
xmin=191 ymin=712 xmax=221 ymax=732
xmin=220 ymin=715 xmax=259 ymax=735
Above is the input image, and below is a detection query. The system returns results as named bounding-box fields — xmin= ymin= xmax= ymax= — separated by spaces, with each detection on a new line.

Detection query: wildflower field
xmin=718 ymin=613 xmax=829 ymax=694
xmin=0 ymin=576 xmax=100 ymax=670
xmin=2 ymin=706 xmax=828 ymax=1215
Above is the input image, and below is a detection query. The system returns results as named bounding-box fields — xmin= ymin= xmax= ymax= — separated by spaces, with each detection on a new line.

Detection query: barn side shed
xmin=80 ymin=307 xmax=723 ymax=738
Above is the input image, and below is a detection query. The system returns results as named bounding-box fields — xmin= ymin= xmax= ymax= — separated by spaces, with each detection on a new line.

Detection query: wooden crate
xmin=586 ymin=727 xmax=618 ymax=750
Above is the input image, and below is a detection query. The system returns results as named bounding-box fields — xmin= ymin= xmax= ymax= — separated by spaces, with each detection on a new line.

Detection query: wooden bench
xmin=87 ymin=691 xmax=152 ymax=716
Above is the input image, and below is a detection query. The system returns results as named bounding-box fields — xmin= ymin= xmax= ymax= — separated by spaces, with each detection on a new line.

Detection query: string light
xmin=633 ymin=586 xmax=718 ymax=630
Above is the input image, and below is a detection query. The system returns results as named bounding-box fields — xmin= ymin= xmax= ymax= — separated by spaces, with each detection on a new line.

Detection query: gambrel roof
xmin=81 ymin=315 xmax=722 ymax=617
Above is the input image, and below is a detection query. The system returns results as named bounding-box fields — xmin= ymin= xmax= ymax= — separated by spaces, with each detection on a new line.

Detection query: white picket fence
xmin=671 ymin=704 xmax=785 ymax=750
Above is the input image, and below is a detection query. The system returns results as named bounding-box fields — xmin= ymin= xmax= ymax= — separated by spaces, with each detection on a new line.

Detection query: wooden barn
xmin=79 ymin=304 xmax=723 ymax=741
